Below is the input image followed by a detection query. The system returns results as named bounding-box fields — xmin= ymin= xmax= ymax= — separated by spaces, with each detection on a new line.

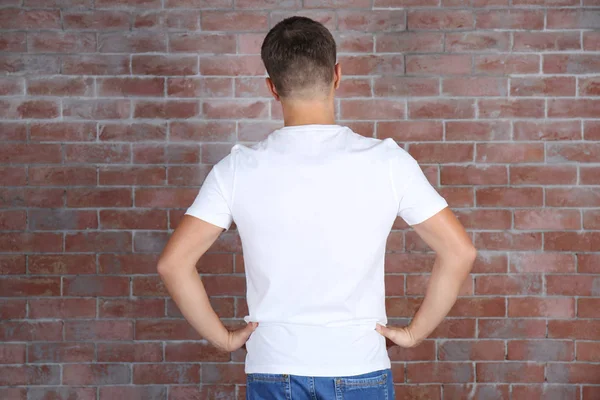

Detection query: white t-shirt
xmin=185 ymin=124 xmax=448 ymax=377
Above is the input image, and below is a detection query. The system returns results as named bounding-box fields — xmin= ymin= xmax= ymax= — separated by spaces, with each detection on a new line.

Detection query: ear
xmin=333 ymin=63 xmax=342 ymax=90
xmin=265 ymin=77 xmax=280 ymax=101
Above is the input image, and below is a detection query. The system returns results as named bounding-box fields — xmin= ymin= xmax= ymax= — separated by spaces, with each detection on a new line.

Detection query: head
xmin=261 ymin=16 xmax=341 ymax=103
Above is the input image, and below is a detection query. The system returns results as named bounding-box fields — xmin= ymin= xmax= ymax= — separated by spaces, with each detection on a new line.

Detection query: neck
xmin=280 ymin=98 xmax=336 ymax=127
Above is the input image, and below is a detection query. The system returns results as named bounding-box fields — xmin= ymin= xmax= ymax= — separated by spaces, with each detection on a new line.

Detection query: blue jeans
xmin=246 ymin=368 xmax=395 ymax=400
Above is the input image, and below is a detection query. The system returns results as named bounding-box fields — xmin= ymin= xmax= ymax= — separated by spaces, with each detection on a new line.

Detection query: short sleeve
xmin=185 ymin=163 xmax=234 ymax=231
xmin=389 ymin=143 xmax=448 ymax=226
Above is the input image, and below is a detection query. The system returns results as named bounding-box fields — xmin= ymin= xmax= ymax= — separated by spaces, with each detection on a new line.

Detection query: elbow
xmin=462 ymin=244 xmax=477 ymax=269
xmin=156 ymin=257 xmax=174 ymax=278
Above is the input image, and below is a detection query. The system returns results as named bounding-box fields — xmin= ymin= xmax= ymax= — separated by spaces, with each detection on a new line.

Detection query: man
xmin=157 ymin=16 xmax=476 ymax=399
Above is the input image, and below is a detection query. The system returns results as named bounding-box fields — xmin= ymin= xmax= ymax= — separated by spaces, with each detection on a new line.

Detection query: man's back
xmin=186 ymin=124 xmax=448 ymax=376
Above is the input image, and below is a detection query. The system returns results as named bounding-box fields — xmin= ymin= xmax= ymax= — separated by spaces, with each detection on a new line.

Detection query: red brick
xmin=134 ymin=100 xmax=199 ymax=119
xmin=515 ymin=209 xmax=580 ymax=230
xmin=0 ymin=32 xmax=26 ymax=52
xmin=408 ymin=10 xmax=474 ymax=30
xmin=97 ymin=343 xmax=162 ymax=363
xmin=438 ymin=187 xmax=474 ymax=208
xmin=63 ymin=99 xmax=130 ymax=120
xmin=441 ymin=165 xmax=507 ymax=185
xmin=512 ymin=166 xmax=577 ymax=186
xmin=584 ymin=210 xmax=600 ymax=229
xmin=0 ymin=166 xmax=26 ymax=186
xmin=480 ymin=99 xmax=545 ymax=118
xmin=385 ymin=274 xmax=405 ymax=296
xmin=547 ymin=9 xmax=600 ymax=29
xmin=547 ymin=143 xmax=600 ymax=163
xmin=510 ymin=253 xmax=575 ymax=274
xmin=0 ymin=255 xmax=26 ymax=275
xmin=515 ymin=121 xmax=581 ymax=141
xmin=509 ymin=297 xmax=575 ymax=318
xmin=406 ymin=55 xmax=471 ymax=75
xmin=99 ymin=123 xmax=166 ymax=142
xmin=234 ymin=0 xmax=297 ymax=8
xmin=0 ymin=144 xmax=62 ymax=164
xmin=27 ymin=77 xmax=93 ymax=97
xmin=170 ymin=121 xmax=235 ymax=142
xmin=65 ymin=231 xmax=132 ymax=253
xmin=511 ymin=77 xmax=575 ymax=97
xmin=132 ymin=276 xmax=167 ymax=296
xmin=200 ymin=55 xmax=264 ymax=76
xmin=388 ymin=340 xmax=436 ymax=362
xmin=30 ymin=122 xmax=96 ymax=142
xmin=1 ymin=55 xmax=60 ymax=75
xmin=547 ymin=188 xmax=600 ymax=207
xmin=547 ymin=364 xmax=600 ymax=384
xmin=0 ymin=300 xmax=26 ymax=320
xmin=0 ymin=321 xmax=63 ymax=342
xmin=584 ymin=31 xmax=600 ymax=50
xmin=29 ymin=298 xmax=96 ymax=319
xmin=28 ymin=32 xmax=95 ymax=53
xmin=475 ymin=55 xmax=540 ymax=74
xmin=508 ymin=340 xmax=573 ymax=362
xmin=476 ymin=187 xmax=542 ymax=207
xmin=406 ymin=362 xmax=474 ymax=383
xmin=410 ymin=99 xmax=475 ymax=119
xmin=477 ymin=143 xmax=544 ymax=163
xmin=63 ymin=364 xmax=130 ymax=385
xmin=165 ymin=342 xmax=229 ymax=362
xmin=0 ymin=210 xmax=25 ymax=230
xmin=0 ymin=277 xmax=60 ymax=297
xmin=133 ymin=143 xmax=201 ymax=164
xmin=0 ymin=344 xmax=26 ymax=364
xmin=0 ymin=9 xmax=61 ymax=29
xmin=0 ymin=188 xmax=65 ymax=209
xmin=446 ymin=32 xmax=510 ymax=52
xmin=99 ymin=209 xmax=166 ymax=230
xmin=448 ymin=297 xmax=506 ymax=317
xmin=99 ymin=387 xmax=166 ymax=400
xmin=99 ymin=32 xmax=166 ymax=53
xmin=578 ymin=298 xmax=600 ymax=319
xmin=62 ymin=54 xmax=129 ymax=75
xmin=577 ymin=342 xmax=600 ymax=362
xmin=377 ymin=121 xmax=442 ymax=141
xmin=200 ymin=11 xmax=268 ymax=31
xmin=547 ymin=231 xmax=600 ymax=252
xmin=98 ymin=254 xmax=159 ymax=275
xmin=28 ymin=343 xmax=94 ymax=363
xmin=67 ymin=188 xmax=131 ymax=208
xmin=0 ymin=100 xmax=60 ymax=119
xmin=202 ymin=363 xmax=245 ymax=384
xmin=171 ymin=297 xmax=235 ymax=318
xmin=169 ymin=33 xmax=235 ymax=54
xmin=97 ymin=0 xmax=160 ymax=6
xmin=0 ymin=365 xmax=60 ymax=386
xmin=479 ymin=319 xmax=546 ymax=339
xmin=65 ymin=320 xmax=133 ymax=341
xmin=373 ymin=77 xmax=440 ymax=97
xmin=386 ymin=297 xmax=421 ymax=317
xmin=580 ymin=77 xmax=600 ymax=96
xmin=0 ymin=78 xmax=24 ymax=95
xmin=376 ymin=32 xmax=443 ymax=53
xmin=477 ymin=363 xmax=545 ymax=383
xmin=476 ymin=275 xmax=542 ymax=295
xmin=455 ymin=209 xmax=511 ymax=229
xmin=514 ymin=32 xmax=581 ymax=51
xmin=513 ymin=385 xmax=580 ymax=400
xmin=477 ymin=10 xmax=544 ymax=29
xmin=135 ymin=319 xmax=201 ymax=340
xmin=444 ymin=385 xmax=510 ymax=400
xmin=99 ymin=166 xmax=166 ymax=186
xmin=393 ymin=386 xmax=440 ymax=400
xmin=549 ymin=321 xmax=600 ymax=341
xmin=63 ymin=10 xmax=130 ymax=29
xmin=337 ymin=10 xmax=405 ymax=32
xmin=430 ymin=319 xmax=476 ymax=339
xmin=202 ymin=99 xmax=268 ymax=119
xmin=547 ymin=274 xmax=600 ymax=296
xmin=29 ymin=209 xmax=98 ymax=231
xmin=0 ymin=123 xmax=27 ymax=142
xmin=443 ymin=77 xmax=507 ymax=97
xmin=99 ymin=298 xmax=164 ymax=318
xmin=475 ymin=232 xmax=542 ymax=250
xmin=410 ymin=143 xmax=473 ymax=163
xmin=439 ymin=340 xmax=504 ymax=361
xmin=170 ymin=77 xmax=232 ymax=98
xmin=134 ymin=363 xmax=200 ymax=384
xmin=98 ymin=77 xmax=164 ymax=97
xmin=549 ymin=99 xmax=600 ymax=118
xmin=133 ymin=55 xmax=197 ymax=75
xmin=63 ymin=275 xmax=129 ymax=297
xmin=545 ymin=54 xmax=600 ymax=74
xmin=340 ymin=99 xmax=405 ymax=120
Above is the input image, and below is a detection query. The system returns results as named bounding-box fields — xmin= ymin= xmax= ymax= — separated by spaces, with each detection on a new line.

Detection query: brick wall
xmin=1 ymin=0 xmax=599 ymax=399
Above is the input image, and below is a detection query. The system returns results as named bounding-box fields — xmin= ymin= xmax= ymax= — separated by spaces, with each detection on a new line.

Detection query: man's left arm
xmin=157 ymin=215 xmax=257 ymax=352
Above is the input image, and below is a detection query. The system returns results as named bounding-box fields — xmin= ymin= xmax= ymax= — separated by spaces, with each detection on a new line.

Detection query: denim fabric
xmin=246 ymin=368 xmax=394 ymax=400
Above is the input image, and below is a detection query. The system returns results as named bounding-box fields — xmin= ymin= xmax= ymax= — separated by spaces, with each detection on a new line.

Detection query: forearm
xmin=158 ymin=265 xmax=229 ymax=350
xmin=408 ymin=254 xmax=474 ymax=342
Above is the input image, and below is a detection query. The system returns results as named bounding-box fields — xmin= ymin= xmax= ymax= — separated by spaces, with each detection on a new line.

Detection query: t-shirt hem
xmin=244 ymin=360 xmax=392 ymax=377
xmin=184 ymin=210 xmax=231 ymax=231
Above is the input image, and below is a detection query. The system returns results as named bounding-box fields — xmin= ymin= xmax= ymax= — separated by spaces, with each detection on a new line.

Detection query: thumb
xmin=237 ymin=322 xmax=258 ymax=341
xmin=375 ymin=324 xmax=395 ymax=340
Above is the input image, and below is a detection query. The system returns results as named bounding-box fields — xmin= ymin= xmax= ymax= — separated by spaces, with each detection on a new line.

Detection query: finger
xmin=232 ymin=322 xmax=258 ymax=345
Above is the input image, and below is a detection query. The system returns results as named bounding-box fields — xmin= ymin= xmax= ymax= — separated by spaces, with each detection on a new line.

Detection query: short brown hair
xmin=261 ymin=16 xmax=337 ymax=98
